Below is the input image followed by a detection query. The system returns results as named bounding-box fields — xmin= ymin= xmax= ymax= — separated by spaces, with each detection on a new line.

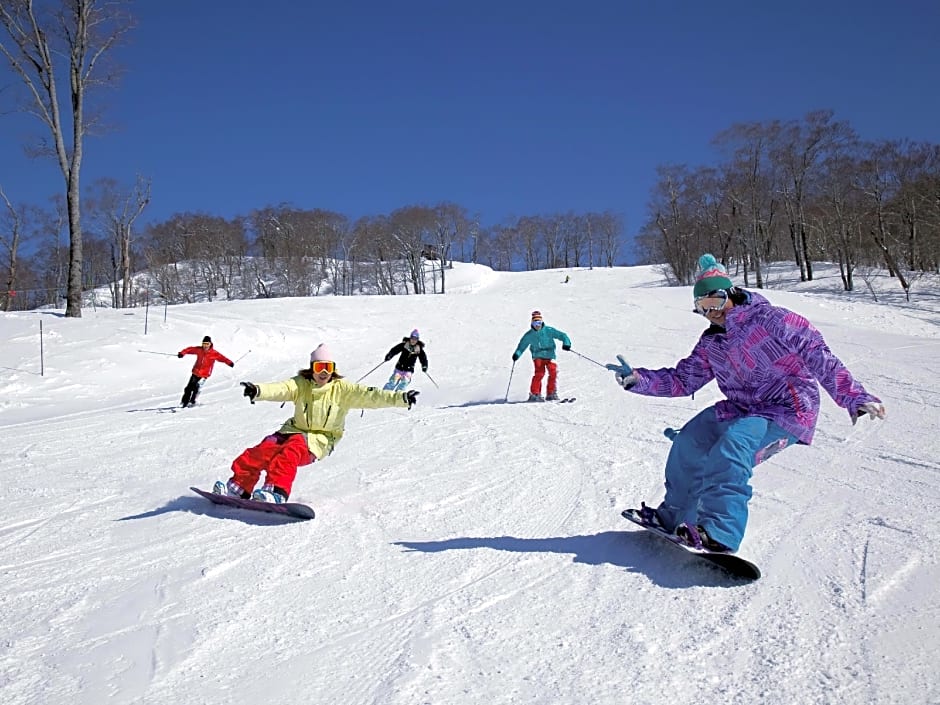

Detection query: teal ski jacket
xmin=513 ymin=325 xmax=571 ymax=361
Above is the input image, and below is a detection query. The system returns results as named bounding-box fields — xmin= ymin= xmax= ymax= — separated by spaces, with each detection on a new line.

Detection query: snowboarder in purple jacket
xmin=607 ymin=254 xmax=886 ymax=553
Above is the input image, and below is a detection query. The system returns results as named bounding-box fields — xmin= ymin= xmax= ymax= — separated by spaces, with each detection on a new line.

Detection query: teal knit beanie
xmin=693 ymin=254 xmax=734 ymax=297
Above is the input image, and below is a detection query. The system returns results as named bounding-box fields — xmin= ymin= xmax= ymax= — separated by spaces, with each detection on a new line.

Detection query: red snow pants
xmin=229 ymin=432 xmax=315 ymax=497
xmin=530 ymin=358 xmax=558 ymax=396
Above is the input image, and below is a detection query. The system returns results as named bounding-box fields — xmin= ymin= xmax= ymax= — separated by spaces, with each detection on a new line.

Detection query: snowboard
xmin=621 ymin=508 xmax=761 ymax=580
xmin=191 ymin=486 xmax=316 ymax=521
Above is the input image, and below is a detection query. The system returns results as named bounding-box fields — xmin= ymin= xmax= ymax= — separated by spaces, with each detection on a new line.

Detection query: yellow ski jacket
xmin=254 ymin=376 xmax=409 ymax=459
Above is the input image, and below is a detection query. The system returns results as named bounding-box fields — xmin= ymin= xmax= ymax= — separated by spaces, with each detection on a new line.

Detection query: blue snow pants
xmin=383 ymin=369 xmax=413 ymax=391
xmin=656 ymin=406 xmax=797 ymax=551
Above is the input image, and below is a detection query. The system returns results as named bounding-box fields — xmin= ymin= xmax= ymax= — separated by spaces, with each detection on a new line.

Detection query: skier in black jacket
xmin=383 ymin=329 xmax=428 ymax=391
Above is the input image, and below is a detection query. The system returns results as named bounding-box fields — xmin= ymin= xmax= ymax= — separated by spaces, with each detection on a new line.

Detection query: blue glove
xmin=605 ymin=355 xmax=637 ymax=390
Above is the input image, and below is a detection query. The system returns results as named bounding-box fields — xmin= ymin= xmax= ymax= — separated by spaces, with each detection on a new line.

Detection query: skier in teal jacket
xmin=512 ymin=310 xmax=572 ymax=401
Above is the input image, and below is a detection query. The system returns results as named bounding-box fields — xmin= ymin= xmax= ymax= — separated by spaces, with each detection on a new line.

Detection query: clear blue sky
xmin=2 ymin=0 xmax=938 ymax=250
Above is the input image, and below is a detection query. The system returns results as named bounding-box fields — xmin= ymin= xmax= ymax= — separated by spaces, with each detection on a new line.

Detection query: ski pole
xmin=138 ymin=349 xmax=177 ymax=356
xmin=423 ymin=370 xmax=440 ymax=389
xmin=504 ymin=360 xmax=516 ymax=402
xmin=234 ymin=349 xmax=252 ymax=363
xmin=356 ymin=360 xmax=387 ymax=383
xmin=567 ymin=348 xmax=607 ymax=369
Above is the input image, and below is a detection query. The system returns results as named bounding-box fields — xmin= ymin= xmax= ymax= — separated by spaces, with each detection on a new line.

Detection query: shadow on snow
xmin=393 ymin=531 xmax=753 ymax=589
xmin=437 ymin=398 xmax=545 ymax=409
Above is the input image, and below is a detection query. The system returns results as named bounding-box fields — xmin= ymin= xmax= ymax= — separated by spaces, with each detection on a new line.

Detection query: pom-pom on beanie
xmin=693 ymin=254 xmax=734 ymax=297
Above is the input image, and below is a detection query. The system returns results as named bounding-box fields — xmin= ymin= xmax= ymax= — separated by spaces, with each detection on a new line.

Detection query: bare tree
xmin=639 ymin=165 xmax=700 ymax=283
xmin=0 ymin=185 xmax=26 ymax=310
xmin=772 ymin=110 xmax=857 ymax=281
xmin=890 ymin=141 xmax=940 ymax=272
xmin=431 ymin=202 xmax=470 ymax=293
xmin=32 ymin=194 xmax=68 ymax=304
xmin=812 ymin=147 xmax=866 ymax=291
xmin=596 ymin=210 xmax=623 ymax=267
xmin=854 ymin=140 xmax=911 ymax=298
xmin=86 ymin=174 xmax=150 ymax=307
xmin=715 ymin=121 xmax=783 ymax=288
xmin=0 ymin=0 xmax=135 ymax=317
xmin=389 ymin=205 xmax=434 ymax=294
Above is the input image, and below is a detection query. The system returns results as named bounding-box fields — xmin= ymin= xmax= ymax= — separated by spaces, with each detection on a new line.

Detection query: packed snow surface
xmin=1 ymin=263 xmax=937 ymax=705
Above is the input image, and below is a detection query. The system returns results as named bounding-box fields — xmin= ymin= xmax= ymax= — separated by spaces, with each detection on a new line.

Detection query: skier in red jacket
xmin=177 ymin=335 xmax=234 ymax=407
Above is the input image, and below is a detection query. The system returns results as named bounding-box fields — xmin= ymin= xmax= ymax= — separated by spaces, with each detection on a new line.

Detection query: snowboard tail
xmin=191 ymin=486 xmax=315 ymax=520
xmin=621 ymin=508 xmax=760 ymax=580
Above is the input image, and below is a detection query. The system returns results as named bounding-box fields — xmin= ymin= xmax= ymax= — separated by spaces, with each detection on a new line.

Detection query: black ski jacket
xmin=385 ymin=338 xmax=428 ymax=373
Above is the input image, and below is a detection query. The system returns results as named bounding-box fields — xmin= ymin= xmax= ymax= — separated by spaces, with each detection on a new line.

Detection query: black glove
xmin=422 ymin=366 xmax=428 ymax=373
xmin=512 ymin=353 xmax=519 ymax=362
xmin=562 ymin=344 xmax=571 ymax=351
xmin=177 ymin=352 xmax=184 ymax=358
xmin=403 ymin=390 xmax=419 ymax=409
xmin=240 ymin=381 xmax=258 ymax=401
xmin=228 ymin=362 xmax=234 ymax=368
xmin=385 ymin=355 xmax=392 ymax=362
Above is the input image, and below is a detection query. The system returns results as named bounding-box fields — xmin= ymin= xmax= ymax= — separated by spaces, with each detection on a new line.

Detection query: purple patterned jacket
xmin=629 ymin=292 xmax=880 ymax=444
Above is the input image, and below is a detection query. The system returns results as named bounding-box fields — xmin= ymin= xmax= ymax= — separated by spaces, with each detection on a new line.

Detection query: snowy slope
xmin=1 ymin=263 xmax=938 ymax=705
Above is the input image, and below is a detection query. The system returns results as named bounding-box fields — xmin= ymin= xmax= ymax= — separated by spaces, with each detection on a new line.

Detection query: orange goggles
xmin=312 ymin=360 xmax=335 ymax=375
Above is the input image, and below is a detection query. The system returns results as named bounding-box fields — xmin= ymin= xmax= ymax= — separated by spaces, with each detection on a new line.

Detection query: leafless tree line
xmin=637 ymin=110 xmax=940 ymax=301
xmin=0 ymin=195 xmax=623 ymax=309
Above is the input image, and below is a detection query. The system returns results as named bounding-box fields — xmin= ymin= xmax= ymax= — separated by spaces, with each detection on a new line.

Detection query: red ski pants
xmin=530 ymin=358 xmax=558 ymax=396
xmin=229 ymin=432 xmax=315 ymax=497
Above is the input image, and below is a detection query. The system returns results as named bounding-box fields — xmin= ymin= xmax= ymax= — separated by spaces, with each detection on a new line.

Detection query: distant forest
xmin=0 ymin=199 xmax=624 ymax=310
xmin=636 ymin=110 xmax=939 ymax=301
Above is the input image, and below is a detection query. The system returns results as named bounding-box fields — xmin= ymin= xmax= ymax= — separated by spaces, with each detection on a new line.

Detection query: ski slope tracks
xmin=0 ymin=262 xmax=937 ymax=705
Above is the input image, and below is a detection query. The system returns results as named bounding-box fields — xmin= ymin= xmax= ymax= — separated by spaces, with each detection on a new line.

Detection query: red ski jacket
xmin=178 ymin=346 xmax=233 ymax=378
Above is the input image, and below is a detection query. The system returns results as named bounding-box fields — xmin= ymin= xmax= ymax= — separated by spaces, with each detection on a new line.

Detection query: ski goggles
xmin=311 ymin=361 xmax=335 ymax=375
xmin=693 ymin=289 xmax=729 ymax=316
xmin=531 ymin=320 xmax=544 ymax=328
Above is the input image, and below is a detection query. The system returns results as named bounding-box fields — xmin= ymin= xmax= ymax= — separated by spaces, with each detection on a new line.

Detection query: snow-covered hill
xmin=1 ymin=263 xmax=937 ymax=705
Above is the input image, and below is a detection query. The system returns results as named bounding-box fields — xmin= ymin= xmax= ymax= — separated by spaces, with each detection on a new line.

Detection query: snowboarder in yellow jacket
xmin=213 ymin=343 xmax=419 ymax=503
